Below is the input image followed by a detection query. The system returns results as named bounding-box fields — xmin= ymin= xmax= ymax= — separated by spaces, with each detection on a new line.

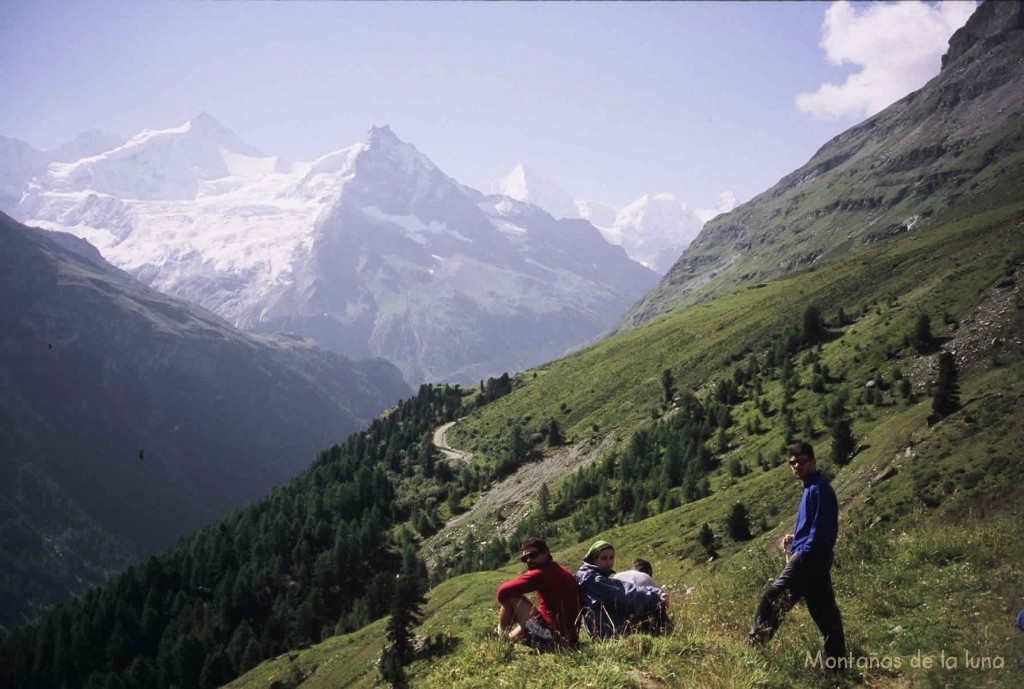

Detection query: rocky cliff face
xmin=622 ymin=0 xmax=1024 ymax=328
xmin=943 ymin=0 xmax=1023 ymax=68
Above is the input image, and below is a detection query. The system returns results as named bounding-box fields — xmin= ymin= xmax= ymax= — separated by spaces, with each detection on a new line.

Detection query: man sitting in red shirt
xmin=496 ymin=537 xmax=580 ymax=648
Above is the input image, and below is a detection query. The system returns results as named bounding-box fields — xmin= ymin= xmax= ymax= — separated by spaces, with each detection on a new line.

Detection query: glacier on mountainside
xmin=10 ymin=116 xmax=657 ymax=384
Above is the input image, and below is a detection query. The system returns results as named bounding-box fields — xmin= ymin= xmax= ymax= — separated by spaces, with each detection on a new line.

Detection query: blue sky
xmin=1 ymin=1 xmax=975 ymax=212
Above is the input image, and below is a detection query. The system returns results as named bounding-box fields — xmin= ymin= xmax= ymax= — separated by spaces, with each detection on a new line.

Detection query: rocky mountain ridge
xmin=622 ymin=0 xmax=1024 ymax=328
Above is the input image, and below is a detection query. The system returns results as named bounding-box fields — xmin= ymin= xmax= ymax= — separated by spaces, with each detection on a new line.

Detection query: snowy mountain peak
xmin=48 ymin=130 xmax=126 ymax=162
xmin=576 ymin=193 xmax=705 ymax=275
xmin=0 ymin=137 xmax=49 ymax=212
xmin=485 ymin=167 xmax=707 ymax=274
xmin=297 ymin=125 xmax=443 ymax=207
xmin=619 ymin=193 xmax=692 ymax=222
xmin=487 ymin=163 xmax=579 ymax=220
xmin=0 ymin=136 xmax=45 ymax=168
xmin=499 ymin=163 xmax=533 ymax=197
xmin=361 ymin=125 xmax=426 ymax=161
xmin=191 ymin=110 xmax=221 ymax=127
xmin=351 ymin=124 xmax=437 ymax=178
xmin=365 ymin=124 xmax=401 ymax=146
xmin=185 ymin=112 xmax=262 ymax=156
xmin=575 ymin=199 xmax=616 ymax=227
xmin=37 ymin=114 xmax=266 ymax=200
xmin=305 ymin=144 xmax=362 ymax=178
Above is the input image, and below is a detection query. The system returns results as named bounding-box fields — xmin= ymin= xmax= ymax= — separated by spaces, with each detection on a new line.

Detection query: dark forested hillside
xmin=0 ymin=379 xmax=503 ymax=688
xmin=0 ymin=214 xmax=411 ymax=632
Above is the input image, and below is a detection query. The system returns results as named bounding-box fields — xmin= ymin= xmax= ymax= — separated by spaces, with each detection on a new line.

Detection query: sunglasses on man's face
xmin=788 ymin=456 xmax=812 ymax=466
xmin=520 ymin=551 xmax=542 ymax=563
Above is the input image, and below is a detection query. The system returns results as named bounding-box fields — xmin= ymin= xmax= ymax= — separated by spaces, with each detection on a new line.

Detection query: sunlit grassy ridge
xmin=231 ymin=361 xmax=1024 ymax=689
xmin=230 ymin=186 xmax=1024 ymax=687
xmin=448 ymin=191 xmax=1023 ymax=461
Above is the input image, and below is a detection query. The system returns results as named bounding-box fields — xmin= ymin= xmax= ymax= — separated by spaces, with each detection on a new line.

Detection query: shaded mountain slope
xmin=623 ymin=0 xmax=1024 ymax=328
xmin=0 ymin=213 xmax=410 ymax=630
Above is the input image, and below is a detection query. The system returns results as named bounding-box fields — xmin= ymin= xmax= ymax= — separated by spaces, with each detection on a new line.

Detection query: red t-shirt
xmin=497 ymin=560 xmax=580 ymax=643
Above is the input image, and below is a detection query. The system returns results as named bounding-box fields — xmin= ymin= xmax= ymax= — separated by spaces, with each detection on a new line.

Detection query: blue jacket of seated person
xmin=575 ymin=562 xmax=665 ymax=639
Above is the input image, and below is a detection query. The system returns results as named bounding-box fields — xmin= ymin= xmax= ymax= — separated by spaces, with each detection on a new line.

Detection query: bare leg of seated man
xmin=497 ymin=594 xmax=536 ymax=639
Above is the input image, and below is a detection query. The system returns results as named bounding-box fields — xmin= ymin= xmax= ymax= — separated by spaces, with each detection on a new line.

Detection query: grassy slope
xmin=230 ymin=179 xmax=1024 ymax=687
xmin=448 ymin=183 xmax=1023 ymax=458
xmin=231 ymin=368 xmax=1024 ymax=688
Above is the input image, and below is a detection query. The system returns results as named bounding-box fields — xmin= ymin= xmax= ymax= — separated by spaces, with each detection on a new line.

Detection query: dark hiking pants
xmin=748 ymin=553 xmax=846 ymax=660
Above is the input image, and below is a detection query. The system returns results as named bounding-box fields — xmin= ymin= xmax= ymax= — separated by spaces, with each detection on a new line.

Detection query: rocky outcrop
xmin=942 ymin=0 xmax=1022 ymax=69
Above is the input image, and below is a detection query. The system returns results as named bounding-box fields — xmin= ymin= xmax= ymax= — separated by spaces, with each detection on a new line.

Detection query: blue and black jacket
xmin=789 ymin=470 xmax=839 ymax=562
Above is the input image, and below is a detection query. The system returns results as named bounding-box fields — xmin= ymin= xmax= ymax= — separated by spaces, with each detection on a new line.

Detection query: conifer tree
xmin=830 ymin=418 xmax=856 ymax=466
xmin=727 ymin=502 xmax=752 ymax=541
xmin=538 ymin=482 xmax=551 ymax=520
xmin=446 ymin=486 xmax=461 ymax=516
xmin=932 ymin=351 xmax=961 ymax=419
xmin=912 ymin=313 xmax=933 ymax=352
xmin=899 ymin=376 xmax=914 ymax=402
xmin=509 ymin=423 xmax=530 ymax=465
xmin=199 ymin=649 xmax=233 ymax=689
xmin=802 ymin=305 xmax=826 ymax=345
xmin=698 ymin=522 xmax=717 ymax=559
xmin=547 ymin=418 xmax=564 ymax=447
xmin=379 ymin=575 xmax=427 ymax=688
xmin=716 ymin=427 xmax=730 ymax=455
xmin=378 ymin=648 xmax=407 ymax=689
xmin=662 ymin=368 xmax=676 ymax=407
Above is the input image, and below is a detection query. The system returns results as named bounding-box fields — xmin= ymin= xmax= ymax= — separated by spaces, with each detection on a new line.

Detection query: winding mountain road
xmin=432 ymin=421 xmax=471 ymax=463
xmin=421 ymin=430 xmax=616 ymax=572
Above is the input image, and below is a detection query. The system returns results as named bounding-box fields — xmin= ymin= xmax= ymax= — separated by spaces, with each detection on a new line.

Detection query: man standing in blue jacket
xmin=746 ymin=441 xmax=847 ymax=662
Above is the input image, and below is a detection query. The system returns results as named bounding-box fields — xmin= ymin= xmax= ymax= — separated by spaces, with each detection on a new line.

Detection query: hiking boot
xmin=743 ymin=632 xmax=766 ymax=649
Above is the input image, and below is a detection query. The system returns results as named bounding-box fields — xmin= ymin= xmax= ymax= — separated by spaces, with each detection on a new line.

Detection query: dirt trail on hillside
xmin=433 ymin=421 xmax=471 ymax=463
xmin=423 ymin=429 xmax=617 ymax=572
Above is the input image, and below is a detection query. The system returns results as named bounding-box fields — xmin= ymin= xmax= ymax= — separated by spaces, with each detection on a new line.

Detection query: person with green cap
xmin=575 ymin=540 xmax=668 ymax=639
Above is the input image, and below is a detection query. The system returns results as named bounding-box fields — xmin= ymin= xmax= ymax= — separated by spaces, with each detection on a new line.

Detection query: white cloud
xmin=796 ymin=1 xmax=976 ymax=120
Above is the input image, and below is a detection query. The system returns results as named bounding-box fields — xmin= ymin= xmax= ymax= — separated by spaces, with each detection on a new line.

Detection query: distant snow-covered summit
xmin=9 ymin=116 xmax=657 ymax=384
xmin=583 ymin=193 xmax=705 ymax=275
xmin=489 ymin=163 xmax=710 ymax=274
xmin=486 ymin=163 xmax=580 ymax=221
xmin=40 ymin=112 xmax=273 ymax=200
